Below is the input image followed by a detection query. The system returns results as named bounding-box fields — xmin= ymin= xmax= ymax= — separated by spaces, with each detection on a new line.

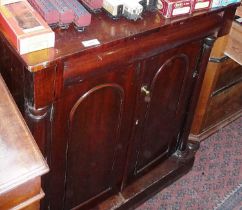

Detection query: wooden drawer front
xmin=0 ymin=178 xmax=41 ymax=210
xmin=213 ymin=58 xmax=242 ymax=93
xmin=203 ymin=81 xmax=242 ymax=129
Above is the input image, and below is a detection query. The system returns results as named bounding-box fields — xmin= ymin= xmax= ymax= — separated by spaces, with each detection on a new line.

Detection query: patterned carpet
xmin=137 ymin=116 xmax=242 ymax=210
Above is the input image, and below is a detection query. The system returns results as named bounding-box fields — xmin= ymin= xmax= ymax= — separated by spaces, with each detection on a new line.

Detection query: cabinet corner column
xmin=23 ymin=65 xmax=59 ymax=210
xmin=177 ymin=36 xmax=216 ymax=155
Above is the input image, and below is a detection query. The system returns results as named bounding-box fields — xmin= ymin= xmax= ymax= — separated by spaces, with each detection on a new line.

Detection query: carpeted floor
xmin=137 ymin=116 xmax=242 ymax=210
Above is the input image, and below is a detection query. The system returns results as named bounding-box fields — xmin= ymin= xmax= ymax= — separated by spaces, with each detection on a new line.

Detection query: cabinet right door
xmin=132 ymin=41 xmax=202 ymax=176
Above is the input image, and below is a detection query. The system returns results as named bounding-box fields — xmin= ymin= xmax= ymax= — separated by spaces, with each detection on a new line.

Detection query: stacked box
xmin=211 ymin=0 xmax=240 ymax=8
xmin=81 ymin=0 xmax=103 ymax=11
xmin=221 ymin=0 xmax=240 ymax=6
xmin=211 ymin=0 xmax=221 ymax=7
xmin=49 ymin=0 xmax=74 ymax=28
xmin=0 ymin=0 xmax=55 ymax=54
xmin=157 ymin=0 xmax=191 ymax=18
xmin=64 ymin=0 xmax=91 ymax=30
xmin=28 ymin=0 xmax=59 ymax=26
xmin=191 ymin=0 xmax=212 ymax=12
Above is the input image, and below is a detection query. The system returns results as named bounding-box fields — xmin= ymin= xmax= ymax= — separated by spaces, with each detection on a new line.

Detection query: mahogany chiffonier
xmin=0 ymin=75 xmax=49 ymax=210
xmin=0 ymin=4 xmax=239 ymax=210
xmin=190 ymin=6 xmax=242 ymax=141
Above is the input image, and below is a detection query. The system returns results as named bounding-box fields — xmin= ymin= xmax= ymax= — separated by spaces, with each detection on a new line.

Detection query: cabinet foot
xmin=173 ymin=141 xmax=199 ymax=163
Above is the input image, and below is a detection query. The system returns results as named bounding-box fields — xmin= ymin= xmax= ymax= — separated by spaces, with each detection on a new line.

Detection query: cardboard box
xmin=157 ymin=0 xmax=191 ymax=18
xmin=221 ymin=0 xmax=241 ymax=6
xmin=0 ymin=0 xmax=55 ymax=54
xmin=211 ymin=0 xmax=221 ymax=7
xmin=211 ymin=0 xmax=240 ymax=8
xmin=191 ymin=0 xmax=212 ymax=12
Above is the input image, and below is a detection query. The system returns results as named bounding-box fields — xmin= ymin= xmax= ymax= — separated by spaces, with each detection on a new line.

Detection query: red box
xmin=157 ymin=0 xmax=191 ymax=18
xmin=191 ymin=0 xmax=212 ymax=12
xmin=0 ymin=0 xmax=55 ymax=54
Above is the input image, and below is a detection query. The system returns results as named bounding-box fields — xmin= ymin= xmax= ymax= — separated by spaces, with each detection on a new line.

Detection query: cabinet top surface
xmin=0 ymin=4 xmax=239 ymax=71
xmin=0 ymin=75 xmax=49 ymax=194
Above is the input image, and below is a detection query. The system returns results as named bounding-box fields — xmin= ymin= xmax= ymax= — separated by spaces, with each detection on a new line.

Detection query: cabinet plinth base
xmin=189 ymin=109 xmax=242 ymax=142
xmin=95 ymin=148 xmax=197 ymax=210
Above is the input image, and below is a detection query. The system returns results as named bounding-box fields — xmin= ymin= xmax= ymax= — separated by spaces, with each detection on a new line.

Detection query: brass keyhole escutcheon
xmin=141 ymin=85 xmax=151 ymax=102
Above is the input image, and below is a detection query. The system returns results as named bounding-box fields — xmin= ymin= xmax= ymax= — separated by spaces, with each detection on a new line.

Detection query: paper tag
xmin=173 ymin=7 xmax=190 ymax=16
xmin=82 ymin=39 xmax=100 ymax=47
xmin=195 ymin=1 xmax=209 ymax=9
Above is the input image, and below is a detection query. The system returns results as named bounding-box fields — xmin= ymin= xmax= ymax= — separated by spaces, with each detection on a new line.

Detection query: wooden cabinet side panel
xmin=190 ymin=37 xmax=228 ymax=134
xmin=214 ymin=61 xmax=242 ymax=92
xmin=190 ymin=61 xmax=220 ymax=134
xmin=191 ymin=37 xmax=242 ymax=136
xmin=203 ymin=82 xmax=242 ymax=129
xmin=0 ymin=38 xmax=25 ymax=113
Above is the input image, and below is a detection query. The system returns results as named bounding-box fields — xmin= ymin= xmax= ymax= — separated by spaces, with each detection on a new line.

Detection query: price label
xmin=82 ymin=39 xmax=100 ymax=47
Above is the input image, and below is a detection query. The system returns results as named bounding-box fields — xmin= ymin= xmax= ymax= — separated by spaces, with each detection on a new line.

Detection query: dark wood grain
xmin=127 ymin=41 xmax=202 ymax=179
xmin=0 ymin=4 xmax=239 ymax=210
xmin=204 ymin=82 xmax=242 ymax=128
xmin=213 ymin=61 xmax=242 ymax=93
xmin=64 ymin=67 xmax=136 ymax=209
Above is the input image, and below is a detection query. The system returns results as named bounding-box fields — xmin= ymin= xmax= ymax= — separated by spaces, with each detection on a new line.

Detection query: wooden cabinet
xmin=51 ymin=41 xmax=202 ymax=209
xmin=0 ymin=75 xmax=49 ymax=210
xmin=190 ymin=24 xmax=242 ymax=141
xmin=0 ymin=4 xmax=238 ymax=210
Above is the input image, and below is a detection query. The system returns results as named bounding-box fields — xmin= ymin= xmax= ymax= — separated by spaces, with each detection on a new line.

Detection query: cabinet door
xmin=52 ymin=64 xmax=137 ymax=210
xmin=132 ymin=41 xmax=202 ymax=176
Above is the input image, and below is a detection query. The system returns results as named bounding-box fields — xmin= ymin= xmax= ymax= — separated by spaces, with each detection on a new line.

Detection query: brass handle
xmin=141 ymin=85 xmax=150 ymax=96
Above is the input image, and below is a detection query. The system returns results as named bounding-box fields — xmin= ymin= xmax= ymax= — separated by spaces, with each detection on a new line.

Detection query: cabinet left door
xmin=50 ymin=63 xmax=138 ymax=210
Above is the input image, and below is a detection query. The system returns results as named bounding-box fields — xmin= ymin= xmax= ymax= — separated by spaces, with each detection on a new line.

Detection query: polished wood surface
xmin=0 ymin=4 xmax=239 ymax=210
xmin=0 ymin=75 xmax=49 ymax=209
xmin=127 ymin=42 xmax=202 ymax=179
xmin=213 ymin=59 xmax=242 ymax=92
xmin=205 ymin=82 xmax=242 ymax=127
xmin=225 ymin=6 xmax=242 ymax=65
xmin=2 ymin=4 xmax=236 ymax=72
xmin=190 ymin=8 xmax=242 ymax=141
xmin=63 ymin=64 xmax=137 ymax=209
